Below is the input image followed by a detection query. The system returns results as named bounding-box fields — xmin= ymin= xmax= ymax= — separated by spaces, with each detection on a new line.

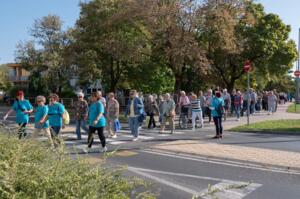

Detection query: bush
xmin=0 ymin=135 xmax=155 ymax=199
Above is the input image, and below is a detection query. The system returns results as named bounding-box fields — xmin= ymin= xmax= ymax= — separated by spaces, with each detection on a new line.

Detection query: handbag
xmin=138 ymin=111 xmax=146 ymax=123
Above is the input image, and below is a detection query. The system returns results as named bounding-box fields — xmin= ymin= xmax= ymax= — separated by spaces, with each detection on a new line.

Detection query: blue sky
xmin=0 ymin=0 xmax=299 ymax=64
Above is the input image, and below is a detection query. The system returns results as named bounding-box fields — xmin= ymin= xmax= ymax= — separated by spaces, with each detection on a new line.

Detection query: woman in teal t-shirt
xmin=48 ymin=93 xmax=65 ymax=136
xmin=4 ymin=90 xmax=33 ymax=139
xmin=33 ymin=95 xmax=54 ymax=148
xmin=210 ymin=91 xmax=225 ymax=139
xmin=87 ymin=91 xmax=107 ymax=153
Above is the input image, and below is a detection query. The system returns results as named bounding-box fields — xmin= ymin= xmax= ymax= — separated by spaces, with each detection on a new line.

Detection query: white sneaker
xmin=111 ymin=134 xmax=117 ymax=139
xmin=101 ymin=146 xmax=108 ymax=152
xmin=132 ymin=137 xmax=139 ymax=141
xmin=83 ymin=147 xmax=91 ymax=153
xmin=192 ymin=128 xmax=195 ymax=131
xmin=236 ymin=118 xmax=240 ymax=121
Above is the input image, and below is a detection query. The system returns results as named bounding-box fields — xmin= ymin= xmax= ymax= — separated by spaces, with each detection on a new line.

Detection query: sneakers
xmin=132 ymin=137 xmax=139 ymax=141
xmin=236 ymin=118 xmax=240 ymax=121
xmin=101 ymin=146 xmax=108 ymax=152
xmin=83 ymin=147 xmax=91 ymax=153
xmin=111 ymin=134 xmax=117 ymax=139
xmin=192 ymin=128 xmax=195 ymax=131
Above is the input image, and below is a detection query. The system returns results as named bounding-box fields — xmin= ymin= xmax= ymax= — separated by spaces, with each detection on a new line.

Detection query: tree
xmin=139 ymin=0 xmax=210 ymax=93
xmin=196 ymin=0 xmax=297 ymax=91
xmin=15 ymin=15 xmax=75 ymax=95
xmin=0 ymin=64 xmax=12 ymax=91
xmin=73 ymin=0 xmax=151 ymax=92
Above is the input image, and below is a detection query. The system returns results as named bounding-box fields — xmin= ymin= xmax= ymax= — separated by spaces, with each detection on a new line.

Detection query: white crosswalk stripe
xmin=56 ymin=130 xmax=175 ymax=152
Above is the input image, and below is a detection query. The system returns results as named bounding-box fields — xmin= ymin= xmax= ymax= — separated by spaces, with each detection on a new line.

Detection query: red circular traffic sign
xmin=294 ymin=71 xmax=300 ymax=77
xmin=244 ymin=61 xmax=251 ymax=73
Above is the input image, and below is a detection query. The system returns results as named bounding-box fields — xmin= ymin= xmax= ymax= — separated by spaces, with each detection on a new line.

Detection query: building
xmin=7 ymin=63 xmax=30 ymax=87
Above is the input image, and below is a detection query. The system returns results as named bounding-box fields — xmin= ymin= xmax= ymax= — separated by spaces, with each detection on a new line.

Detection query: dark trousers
xmin=213 ymin=116 xmax=223 ymax=135
xmin=88 ymin=126 xmax=106 ymax=148
xmin=50 ymin=126 xmax=62 ymax=146
xmin=148 ymin=113 xmax=156 ymax=128
xmin=18 ymin=123 xmax=27 ymax=139
xmin=205 ymin=107 xmax=212 ymax=122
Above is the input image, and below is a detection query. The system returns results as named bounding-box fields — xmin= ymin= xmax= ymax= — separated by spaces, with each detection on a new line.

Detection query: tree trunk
xmin=109 ymin=57 xmax=116 ymax=92
xmin=174 ymin=74 xmax=183 ymax=95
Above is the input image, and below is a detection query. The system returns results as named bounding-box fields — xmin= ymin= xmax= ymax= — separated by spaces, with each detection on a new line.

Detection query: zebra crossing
xmin=55 ymin=129 xmax=185 ymax=153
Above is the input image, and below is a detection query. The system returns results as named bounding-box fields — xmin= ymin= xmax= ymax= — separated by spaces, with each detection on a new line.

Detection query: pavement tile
xmin=154 ymin=140 xmax=300 ymax=169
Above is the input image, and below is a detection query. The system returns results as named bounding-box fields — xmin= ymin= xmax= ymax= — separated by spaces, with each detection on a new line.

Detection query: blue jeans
xmin=234 ymin=106 xmax=241 ymax=119
xmin=76 ymin=119 xmax=89 ymax=140
xmin=213 ymin=116 xmax=223 ymax=135
xmin=129 ymin=116 xmax=139 ymax=138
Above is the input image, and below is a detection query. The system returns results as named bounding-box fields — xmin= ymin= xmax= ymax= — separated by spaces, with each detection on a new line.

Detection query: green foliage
xmin=0 ymin=64 xmax=12 ymax=91
xmin=0 ymin=135 xmax=155 ymax=199
xmin=127 ymin=63 xmax=175 ymax=94
xmin=196 ymin=0 xmax=297 ymax=91
xmin=7 ymin=86 xmax=28 ymax=98
xmin=15 ymin=15 xmax=75 ymax=96
xmin=14 ymin=0 xmax=298 ymax=94
xmin=74 ymin=0 xmax=151 ymax=92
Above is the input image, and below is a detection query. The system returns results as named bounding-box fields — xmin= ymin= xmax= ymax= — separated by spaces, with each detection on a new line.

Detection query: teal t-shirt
xmin=48 ymin=102 xmax=65 ymax=127
xmin=88 ymin=101 xmax=106 ymax=127
xmin=12 ymin=99 xmax=33 ymax=124
xmin=34 ymin=105 xmax=49 ymax=129
xmin=211 ymin=97 xmax=225 ymax=117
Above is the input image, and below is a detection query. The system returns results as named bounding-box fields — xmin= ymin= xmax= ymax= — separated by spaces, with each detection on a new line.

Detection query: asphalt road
xmin=87 ymin=148 xmax=300 ymax=199
xmin=2 ymin=105 xmax=300 ymax=199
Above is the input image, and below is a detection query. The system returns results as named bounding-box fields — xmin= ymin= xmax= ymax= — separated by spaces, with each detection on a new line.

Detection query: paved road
xmin=1 ymin=103 xmax=300 ymax=198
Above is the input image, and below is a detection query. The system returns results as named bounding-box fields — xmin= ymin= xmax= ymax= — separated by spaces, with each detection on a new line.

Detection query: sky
xmin=0 ymin=0 xmax=299 ymax=65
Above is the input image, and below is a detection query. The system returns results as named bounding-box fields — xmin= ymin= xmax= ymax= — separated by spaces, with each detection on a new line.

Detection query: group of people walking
xmin=2 ymin=87 xmax=284 ymax=150
xmin=3 ymin=90 xmax=117 ymax=152
xmin=3 ymin=91 xmax=65 ymax=148
xmin=142 ymin=88 xmax=284 ymax=139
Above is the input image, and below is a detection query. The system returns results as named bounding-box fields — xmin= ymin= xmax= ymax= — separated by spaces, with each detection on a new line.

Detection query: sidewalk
xmin=152 ymin=102 xmax=300 ymax=170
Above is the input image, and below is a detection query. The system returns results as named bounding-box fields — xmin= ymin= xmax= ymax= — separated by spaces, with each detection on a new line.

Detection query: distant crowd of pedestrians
xmin=2 ymin=87 xmax=288 ymax=151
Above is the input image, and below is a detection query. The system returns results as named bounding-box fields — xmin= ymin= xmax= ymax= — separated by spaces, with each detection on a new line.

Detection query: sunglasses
xmin=37 ymin=100 xmax=42 ymax=103
xmin=78 ymin=96 xmax=83 ymax=98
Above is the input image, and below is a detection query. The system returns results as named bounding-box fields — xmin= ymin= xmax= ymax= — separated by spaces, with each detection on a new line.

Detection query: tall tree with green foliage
xmin=15 ymin=15 xmax=75 ymax=95
xmin=74 ymin=0 xmax=152 ymax=92
xmin=196 ymin=0 xmax=297 ymax=91
xmin=138 ymin=0 xmax=210 ymax=93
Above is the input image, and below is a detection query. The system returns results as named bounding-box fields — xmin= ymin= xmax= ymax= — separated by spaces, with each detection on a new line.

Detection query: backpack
xmin=63 ymin=109 xmax=70 ymax=125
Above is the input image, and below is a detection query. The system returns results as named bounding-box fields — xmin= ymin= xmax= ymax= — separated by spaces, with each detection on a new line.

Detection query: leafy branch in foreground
xmin=0 ymin=134 xmax=155 ymax=199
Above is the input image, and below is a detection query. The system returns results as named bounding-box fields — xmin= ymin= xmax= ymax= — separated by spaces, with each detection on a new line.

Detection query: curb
xmin=227 ymin=130 xmax=300 ymax=136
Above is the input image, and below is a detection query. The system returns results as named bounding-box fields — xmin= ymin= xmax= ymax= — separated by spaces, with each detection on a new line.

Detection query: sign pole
xmin=247 ymin=72 xmax=250 ymax=126
xmin=244 ymin=60 xmax=251 ymax=126
xmin=296 ymin=28 xmax=300 ymax=104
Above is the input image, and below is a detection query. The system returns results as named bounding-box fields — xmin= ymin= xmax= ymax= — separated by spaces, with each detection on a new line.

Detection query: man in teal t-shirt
xmin=4 ymin=91 xmax=33 ymax=139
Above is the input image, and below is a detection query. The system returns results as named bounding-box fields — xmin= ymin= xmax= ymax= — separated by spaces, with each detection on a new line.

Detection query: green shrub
xmin=0 ymin=135 xmax=155 ymax=199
